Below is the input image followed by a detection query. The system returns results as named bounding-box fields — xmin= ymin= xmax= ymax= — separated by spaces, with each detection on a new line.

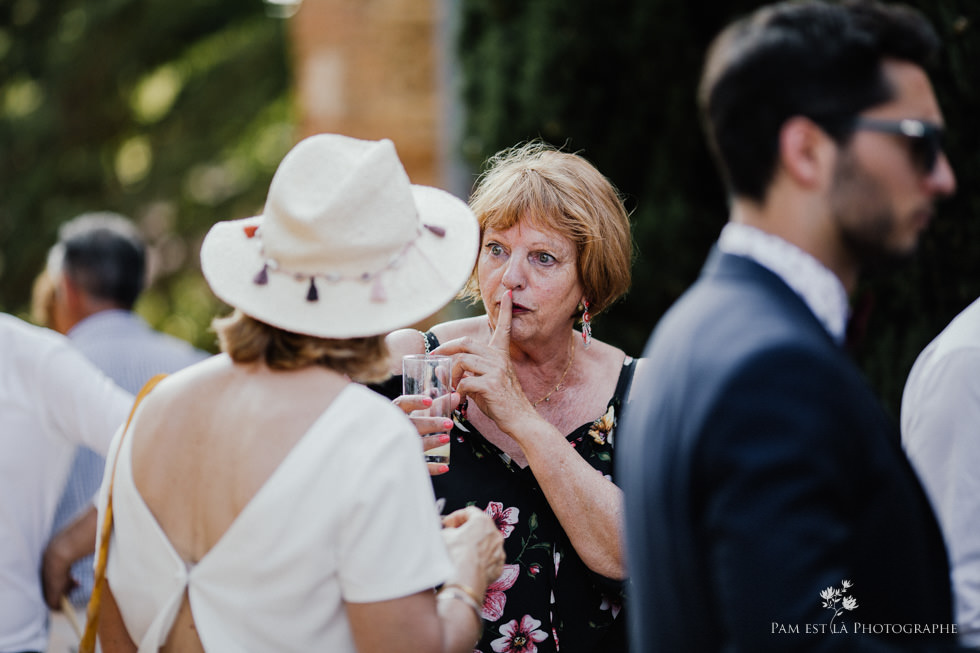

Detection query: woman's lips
xmin=511 ymin=302 xmax=530 ymax=314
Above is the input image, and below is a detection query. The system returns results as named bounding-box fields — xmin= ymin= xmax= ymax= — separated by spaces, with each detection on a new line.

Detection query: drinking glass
xmin=402 ymin=354 xmax=452 ymax=464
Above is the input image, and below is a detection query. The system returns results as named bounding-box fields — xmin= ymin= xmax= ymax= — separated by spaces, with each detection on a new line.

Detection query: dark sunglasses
xmin=849 ymin=117 xmax=945 ymax=175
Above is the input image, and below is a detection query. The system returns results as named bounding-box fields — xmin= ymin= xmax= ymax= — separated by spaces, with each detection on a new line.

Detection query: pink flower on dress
xmin=599 ymin=593 xmax=622 ymax=619
xmin=491 ymin=614 xmax=549 ymax=653
xmin=483 ymin=563 xmax=520 ymax=620
xmin=485 ymin=501 xmax=520 ymax=538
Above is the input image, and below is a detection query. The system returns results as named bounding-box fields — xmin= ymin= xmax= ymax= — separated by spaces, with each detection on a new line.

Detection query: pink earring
xmin=581 ymin=299 xmax=592 ymax=349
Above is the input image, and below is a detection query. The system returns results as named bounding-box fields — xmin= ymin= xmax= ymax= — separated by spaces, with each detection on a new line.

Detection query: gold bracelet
xmin=442 ymin=582 xmax=483 ymax=608
xmin=437 ymin=586 xmax=483 ymax=623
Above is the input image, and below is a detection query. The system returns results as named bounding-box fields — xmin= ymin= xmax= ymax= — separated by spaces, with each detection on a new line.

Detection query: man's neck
xmin=729 ymin=197 xmax=858 ymax=294
xmin=63 ymin=302 xmax=128 ymax=335
xmin=717 ymin=222 xmax=851 ymax=345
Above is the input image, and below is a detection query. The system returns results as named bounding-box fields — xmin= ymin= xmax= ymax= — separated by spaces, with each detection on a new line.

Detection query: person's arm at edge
xmin=902 ymin=348 xmax=980 ymax=648
xmin=41 ymin=505 xmax=98 ymax=609
xmin=40 ymin=338 xmax=134 ymax=457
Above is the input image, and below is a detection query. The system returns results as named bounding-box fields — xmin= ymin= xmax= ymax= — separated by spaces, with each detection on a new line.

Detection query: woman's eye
xmin=535 ymin=252 xmax=555 ymax=264
xmin=487 ymin=243 xmax=504 ymax=256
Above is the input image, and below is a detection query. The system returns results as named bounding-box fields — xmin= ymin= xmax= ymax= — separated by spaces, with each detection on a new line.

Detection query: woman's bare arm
xmin=347 ymin=590 xmax=483 ymax=653
xmin=98 ymin=583 xmax=138 ymax=653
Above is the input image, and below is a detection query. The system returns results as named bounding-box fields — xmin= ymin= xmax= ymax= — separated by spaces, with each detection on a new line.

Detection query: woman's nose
xmin=500 ymin=257 xmax=526 ymax=289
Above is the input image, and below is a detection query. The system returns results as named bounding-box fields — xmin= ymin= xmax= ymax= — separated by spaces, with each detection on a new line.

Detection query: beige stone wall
xmin=286 ymin=0 xmax=474 ymax=325
xmin=289 ymin=0 xmax=444 ymax=188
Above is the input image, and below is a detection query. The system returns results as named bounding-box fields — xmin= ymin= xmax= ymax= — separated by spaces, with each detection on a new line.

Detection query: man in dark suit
xmin=618 ymin=1 xmax=962 ymax=650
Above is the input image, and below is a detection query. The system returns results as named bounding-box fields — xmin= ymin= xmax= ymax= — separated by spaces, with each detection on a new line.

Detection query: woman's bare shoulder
xmin=386 ymin=317 xmax=486 ymax=369
xmin=584 ymin=337 xmax=629 ymax=369
xmin=573 ymin=337 xmax=635 ymax=396
xmin=430 ymin=315 xmax=487 ymax=343
xmin=385 ymin=317 xmax=486 ymax=375
xmin=137 ymin=354 xmax=230 ymax=410
xmin=386 ymin=328 xmax=428 ymax=360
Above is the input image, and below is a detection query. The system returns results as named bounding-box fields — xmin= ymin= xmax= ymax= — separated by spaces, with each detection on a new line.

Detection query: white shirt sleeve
xmin=903 ymin=346 xmax=980 ymax=647
xmin=35 ymin=336 xmax=134 ymax=457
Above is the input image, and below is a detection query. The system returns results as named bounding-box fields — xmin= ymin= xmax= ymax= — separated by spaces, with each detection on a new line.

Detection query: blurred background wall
xmin=289 ymin=0 xmax=466 ymax=192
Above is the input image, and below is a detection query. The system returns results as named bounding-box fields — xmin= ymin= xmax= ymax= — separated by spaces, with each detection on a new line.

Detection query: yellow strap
xmin=79 ymin=373 xmax=167 ymax=653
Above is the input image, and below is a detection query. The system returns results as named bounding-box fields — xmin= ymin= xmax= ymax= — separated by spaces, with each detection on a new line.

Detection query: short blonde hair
xmin=462 ymin=141 xmax=632 ymax=316
xmin=213 ymin=309 xmax=390 ymax=383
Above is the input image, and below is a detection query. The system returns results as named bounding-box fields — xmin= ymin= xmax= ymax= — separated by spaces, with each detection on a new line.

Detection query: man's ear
xmin=59 ymin=273 xmax=83 ymax=311
xmin=56 ymin=272 xmax=92 ymax=328
xmin=46 ymin=272 xmax=74 ymax=334
xmin=777 ymin=116 xmax=838 ymax=191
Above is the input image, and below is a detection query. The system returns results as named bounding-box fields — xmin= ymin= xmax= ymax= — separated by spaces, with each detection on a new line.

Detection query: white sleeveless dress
xmin=98 ymin=383 xmax=453 ymax=652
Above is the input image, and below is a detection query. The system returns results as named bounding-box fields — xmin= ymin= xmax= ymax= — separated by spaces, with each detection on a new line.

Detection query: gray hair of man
xmin=46 ymin=212 xmax=147 ymax=310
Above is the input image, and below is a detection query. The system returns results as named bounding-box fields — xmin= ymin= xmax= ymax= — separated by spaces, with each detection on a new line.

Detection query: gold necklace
xmin=532 ymin=337 xmax=576 ymax=407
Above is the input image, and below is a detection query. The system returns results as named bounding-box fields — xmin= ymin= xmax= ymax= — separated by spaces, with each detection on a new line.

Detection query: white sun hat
xmin=200 ymin=133 xmax=479 ymax=338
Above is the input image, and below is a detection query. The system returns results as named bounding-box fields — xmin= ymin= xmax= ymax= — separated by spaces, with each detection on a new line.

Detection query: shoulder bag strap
xmin=79 ymin=373 xmax=167 ymax=653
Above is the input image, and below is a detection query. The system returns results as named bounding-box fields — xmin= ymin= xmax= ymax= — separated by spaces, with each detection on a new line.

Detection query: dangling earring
xmin=581 ymin=299 xmax=592 ymax=349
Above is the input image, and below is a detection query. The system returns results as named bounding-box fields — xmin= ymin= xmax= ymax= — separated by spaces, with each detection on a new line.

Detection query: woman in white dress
xmin=94 ymin=134 xmax=504 ymax=653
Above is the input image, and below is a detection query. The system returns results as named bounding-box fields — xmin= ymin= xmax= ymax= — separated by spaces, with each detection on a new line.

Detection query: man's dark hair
xmin=699 ymin=0 xmax=940 ymax=202
xmin=52 ymin=212 xmax=146 ymax=309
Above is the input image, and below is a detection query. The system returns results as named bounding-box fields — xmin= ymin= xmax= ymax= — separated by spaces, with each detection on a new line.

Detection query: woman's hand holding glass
xmin=394 ymin=383 xmax=461 ymax=476
xmin=394 ymin=291 xmax=536 ymax=474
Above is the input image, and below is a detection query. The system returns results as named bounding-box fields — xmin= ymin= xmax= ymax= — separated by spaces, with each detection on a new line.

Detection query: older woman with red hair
xmin=385 ymin=141 xmax=636 ymax=653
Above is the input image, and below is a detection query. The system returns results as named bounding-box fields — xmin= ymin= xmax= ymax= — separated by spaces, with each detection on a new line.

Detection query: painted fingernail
xmin=439 ymin=434 xmax=451 ymax=443
xmin=422 ymin=397 xmax=432 ymax=406
xmin=508 ymin=289 xmax=513 ymax=299
xmin=438 ymin=465 xmax=450 ymax=473
xmin=443 ymin=419 xmax=453 ymax=429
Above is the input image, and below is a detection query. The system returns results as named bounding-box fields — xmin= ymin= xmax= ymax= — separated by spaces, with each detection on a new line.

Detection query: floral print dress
xmin=375 ymin=335 xmax=635 ymax=653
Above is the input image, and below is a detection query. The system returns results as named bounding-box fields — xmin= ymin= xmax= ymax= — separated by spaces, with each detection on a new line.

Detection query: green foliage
xmin=0 ymin=0 xmax=294 ymax=351
xmin=457 ymin=0 xmax=980 ymax=416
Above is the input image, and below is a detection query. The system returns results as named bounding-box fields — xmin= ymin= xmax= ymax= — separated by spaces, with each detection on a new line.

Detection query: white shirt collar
xmin=717 ymin=222 xmax=850 ymax=345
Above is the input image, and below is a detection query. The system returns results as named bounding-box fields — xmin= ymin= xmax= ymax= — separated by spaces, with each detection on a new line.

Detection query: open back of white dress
xmin=99 ymin=384 xmax=453 ymax=652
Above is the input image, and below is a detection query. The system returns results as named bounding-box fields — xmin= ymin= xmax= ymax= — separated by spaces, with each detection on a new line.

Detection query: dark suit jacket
xmin=618 ymin=250 xmax=959 ymax=652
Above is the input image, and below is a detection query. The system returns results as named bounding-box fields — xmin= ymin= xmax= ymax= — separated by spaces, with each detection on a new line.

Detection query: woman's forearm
xmin=438 ymin=587 xmax=485 ymax=652
xmin=348 ymin=591 xmax=483 ymax=653
xmin=518 ymin=420 xmax=626 ymax=579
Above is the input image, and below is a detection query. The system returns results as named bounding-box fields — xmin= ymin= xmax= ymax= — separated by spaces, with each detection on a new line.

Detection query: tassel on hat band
xmin=253 ymin=264 xmax=269 ymax=285
xmin=423 ymin=223 xmax=446 ymax=238
xmin=371 ymin=278 xmax=386 ymax=302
